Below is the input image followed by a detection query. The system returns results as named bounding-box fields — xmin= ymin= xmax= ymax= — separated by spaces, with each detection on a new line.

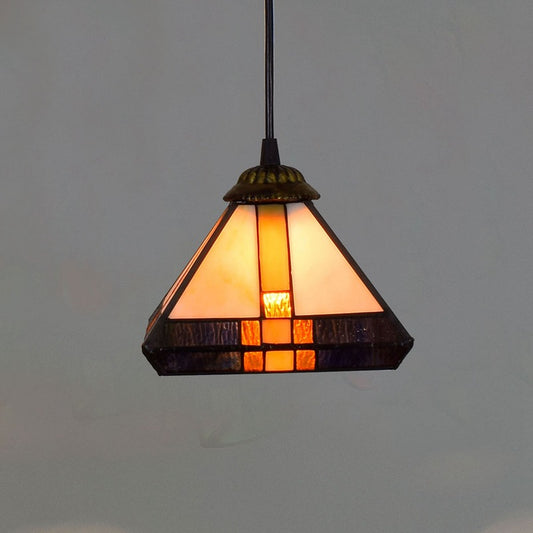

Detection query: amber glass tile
xmin=262 ymin=319 xmax=291 ymax=344
xmin=244 ymin=351 xmax=264 ymax=372
xmin=265 ymin=350 xmax=294 ymax=372
xmin=262 ymin=291 xmax=292 ymax=318
xmin=241 ymin=320 xmax=261 ymax=346
xmin=293 ymin=319 xmax=313 ymax=344
xmin=296 ymin=350 xmax=316 ymax=371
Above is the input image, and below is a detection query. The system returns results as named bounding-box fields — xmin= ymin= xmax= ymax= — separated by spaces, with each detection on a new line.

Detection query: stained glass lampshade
xmin=142 ymin=163 xmax=413 ymax=375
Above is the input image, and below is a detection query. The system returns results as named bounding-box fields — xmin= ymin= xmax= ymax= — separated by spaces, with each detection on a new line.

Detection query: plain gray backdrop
xmin=1 ymin=1 xmax=532 ymax=532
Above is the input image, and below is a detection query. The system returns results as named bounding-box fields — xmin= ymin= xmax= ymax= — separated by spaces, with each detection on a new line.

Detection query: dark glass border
xmin=143 ymin=312 xmax=413 ymax=375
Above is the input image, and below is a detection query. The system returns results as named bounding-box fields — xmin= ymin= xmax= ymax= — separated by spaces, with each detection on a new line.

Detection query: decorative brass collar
xmin=223 ymin=165 xmax=320 ymax=203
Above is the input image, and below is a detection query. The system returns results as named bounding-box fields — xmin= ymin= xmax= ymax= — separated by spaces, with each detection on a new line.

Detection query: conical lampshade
xmin=142 ymin=165 xmax=413 ymax=374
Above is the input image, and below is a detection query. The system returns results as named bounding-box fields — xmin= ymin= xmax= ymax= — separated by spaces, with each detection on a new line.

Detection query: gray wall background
xmin=1 ymin=1 xmax=532 ymax=532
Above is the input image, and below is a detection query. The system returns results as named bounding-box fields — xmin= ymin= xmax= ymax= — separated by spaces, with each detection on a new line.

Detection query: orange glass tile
xmin=257 ymin=205 xmax=290 ymax=292
xmin=241 ymin=320 xmax=261 ymax=346
xmin=262 ymin=319 xmax=291 ymax=344
xmin=262 ymin=291 xmax=292 ymax=318
xmin=296 ymin=350 xmax=316 ymax=371
xmin=265 ymin=350 xmax=294 ymax=372
xmin=293 ymin=319 xmax=313 ymax=344
xmin=244 ymin=351 xmax=264 ymax=372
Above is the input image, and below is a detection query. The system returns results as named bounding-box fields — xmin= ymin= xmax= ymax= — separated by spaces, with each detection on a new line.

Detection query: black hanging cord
xmin=260 ymin=0 xmax=280 ymax=165
xmin=265 ymin=0 xmax=274 ymax=139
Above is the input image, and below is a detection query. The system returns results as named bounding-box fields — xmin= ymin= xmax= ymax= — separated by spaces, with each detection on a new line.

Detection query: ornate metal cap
xmin=223 ymin=164 xmax=320 ymax=203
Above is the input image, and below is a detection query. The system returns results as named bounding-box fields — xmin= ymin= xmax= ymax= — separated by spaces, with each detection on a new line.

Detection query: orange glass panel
xmin=241 ymin=320 xmax=261 ymax=346
xmin=293 ymin=319 xmax=313 ymax=344
xmin=257 ymin=205 xmax=290 ymax=292
xmin=262 ymin=319 xmax=291 ymax=344
xmin=286 ymin=203 xmax=383 ymax=315
xmin=170 ymin=205 xmax=260 ymax=319
xmin=265 ymin=350 xmax=294 ymax=372
xmin=262 ymin=291 xmax=292 ymax=318
xmin=244 ymin=351 xmax=264 ymax=372
xmin=296 ymin=350 xmax=316 ymax=371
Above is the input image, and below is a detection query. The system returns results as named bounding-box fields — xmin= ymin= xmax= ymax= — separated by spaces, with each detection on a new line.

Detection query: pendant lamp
xmin=142 ymin=0 xmax=413 ymax=375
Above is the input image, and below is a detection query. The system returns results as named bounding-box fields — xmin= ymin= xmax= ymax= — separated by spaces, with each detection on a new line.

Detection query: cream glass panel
xmin=286 ymin=203 xmax=383 ymax=315
xmin=161 ymin=209 xmax=228 ymax=312
xmin=257 ymin=205 xmax=290 ymax=291
xmin=170 ymin=205 xmax=260 ymax=318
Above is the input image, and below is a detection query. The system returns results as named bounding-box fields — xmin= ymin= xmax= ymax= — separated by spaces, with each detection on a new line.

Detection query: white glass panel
xmin=170 ymin=205 xmax=260 ymax=318
xmin=286 ymin=203 xmax=383 ymax=315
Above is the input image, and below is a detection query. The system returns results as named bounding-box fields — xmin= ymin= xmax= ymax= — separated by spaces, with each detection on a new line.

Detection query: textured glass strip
xmin=313 ymin=315 xmax=406 ymax=345
xmin=316 ymin=344 xmax=411 ymax=371
xmin=161 ymin=321 xmax=239 ymax=347
xmin=159 ymin=351 xmax=242 ymax=374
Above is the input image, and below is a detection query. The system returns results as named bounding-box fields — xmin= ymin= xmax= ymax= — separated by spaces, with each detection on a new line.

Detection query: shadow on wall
xmin=479 ymin=512 xmax=533 ymax=533
xmin=10 ymin=524 xmax=133 ymax=533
